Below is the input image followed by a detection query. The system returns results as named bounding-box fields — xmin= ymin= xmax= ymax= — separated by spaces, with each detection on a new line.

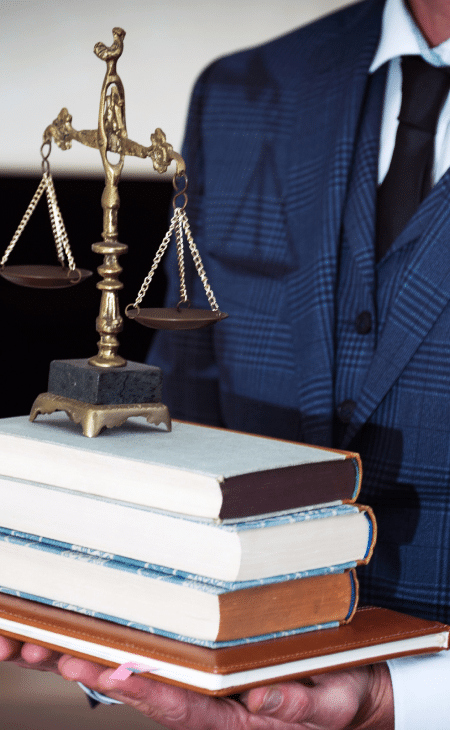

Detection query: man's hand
xmin=0 ymin=638 xmax=394 ymax=728
xmin=59 ymin=654 xmax=394 ymax=730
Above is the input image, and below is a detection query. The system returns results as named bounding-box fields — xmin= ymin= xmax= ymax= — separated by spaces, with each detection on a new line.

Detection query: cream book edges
xmin=0 ymin=415 xmax=361 ymax=519
xmin=0 ymin=476 xmax=374 ymax=581
xmin=0 ymin=530 xmax=358 ymax=643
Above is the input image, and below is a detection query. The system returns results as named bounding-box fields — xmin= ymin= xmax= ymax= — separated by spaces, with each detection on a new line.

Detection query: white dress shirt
xmin=370 ymin=0 xmax=450 ymax=185
xmin=371 ymin=2 xmax=450 ymax=729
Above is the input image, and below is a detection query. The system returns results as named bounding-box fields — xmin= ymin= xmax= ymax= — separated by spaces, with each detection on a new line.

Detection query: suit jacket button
xmin=337 ymin=399 xmax=356 ymax=423
xmin=355 ymin=311 xmax=372 ymax=334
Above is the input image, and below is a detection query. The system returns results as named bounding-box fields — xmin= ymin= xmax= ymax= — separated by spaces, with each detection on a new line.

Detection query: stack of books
xmin=0 ymin=413 xmax=447 ymax=695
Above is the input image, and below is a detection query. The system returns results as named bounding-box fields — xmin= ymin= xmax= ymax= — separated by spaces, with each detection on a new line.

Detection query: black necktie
xmin=376 ymin=55 xmax=450 ymax=261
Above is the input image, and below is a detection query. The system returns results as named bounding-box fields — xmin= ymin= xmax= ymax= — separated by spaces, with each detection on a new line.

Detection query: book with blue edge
xmin=0 ymin=477 xmax=376 ymax=581
xmin=0 ymin=527 xmax=359 ymax=645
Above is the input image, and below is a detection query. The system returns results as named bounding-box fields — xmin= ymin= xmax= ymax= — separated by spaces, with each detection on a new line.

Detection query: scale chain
xmin=131 ymin=215 xmax=178 ymax=307
xmin=0 ymin=176 xmax=47 ymax=267
xmin=1 ymin=172 xmax=75 ymax=271
xmin=128 ymin=207 xmax=220 ymax=313
xmin=45 ymin=175 xmax=75 ymax=270
xmin=176 ymin=208 xmax=188 ymax=305
xmin=180 ymin=210 xmax=219 ymax=312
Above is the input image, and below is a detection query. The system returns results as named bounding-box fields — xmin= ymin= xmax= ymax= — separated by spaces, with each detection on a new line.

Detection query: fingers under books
xmin=20 ymin=642 xmax=61 ymax=668
xmin=0 ymin=637 xmax=61 ymax=672
xmin=59 ymin=655 xmax=105 ymax=688
xmin=0 ymin=636 xmax=22 ymax=661
xmin=59 ymin=655 xmax=252 ymax=728
xmin=58 ymin=655 xmax=394 ymax=730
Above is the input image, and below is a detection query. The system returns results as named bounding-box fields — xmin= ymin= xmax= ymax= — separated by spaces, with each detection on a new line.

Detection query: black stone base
xmin=47 ymin=359 xmax=163 ymax=405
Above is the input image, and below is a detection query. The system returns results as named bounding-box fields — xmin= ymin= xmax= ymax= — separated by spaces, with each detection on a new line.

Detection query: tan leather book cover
xmin=0 ymin=595 xmax=447 ymax=696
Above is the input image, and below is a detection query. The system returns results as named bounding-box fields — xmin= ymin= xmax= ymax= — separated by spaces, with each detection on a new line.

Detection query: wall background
xmin=2 ymin=0 xmax=356 ymax=176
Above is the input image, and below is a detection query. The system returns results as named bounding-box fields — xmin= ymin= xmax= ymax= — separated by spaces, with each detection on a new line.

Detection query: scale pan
xmin=0 ymin=265 xmax=93 ymax=289
xmin=127 ymin=307 xmax=228 ymax=330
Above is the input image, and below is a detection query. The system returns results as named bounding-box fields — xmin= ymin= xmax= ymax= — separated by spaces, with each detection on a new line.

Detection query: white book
xmin=0 ymin=475 xmax=375 ymax=581
xmin=0 ymin=414 xmax=361 ymax=520
xmin=0 ymin=529 xmax=359 ymax=645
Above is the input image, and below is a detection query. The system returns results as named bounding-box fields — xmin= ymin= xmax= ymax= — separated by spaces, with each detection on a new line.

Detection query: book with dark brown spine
xmin=0 ymin=482 xmax=375 ymax=581
xmin=0 ymin=415 xmax=362 ymax=519
xmin=0 ymin=596 xmax=447 ymax=695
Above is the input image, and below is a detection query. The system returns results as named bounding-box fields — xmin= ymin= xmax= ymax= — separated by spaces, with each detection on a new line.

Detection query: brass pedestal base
xmin=30 ymin=393 xmax=171 ymax=438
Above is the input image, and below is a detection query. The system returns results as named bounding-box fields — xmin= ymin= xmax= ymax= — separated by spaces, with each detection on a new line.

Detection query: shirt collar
xmin=370 ymin=0 xmax=450 ymax=70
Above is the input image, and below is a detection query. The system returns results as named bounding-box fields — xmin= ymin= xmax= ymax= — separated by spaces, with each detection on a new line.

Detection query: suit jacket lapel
xmin=283 ymin=0 xmax=383 ymax=446
xmin=341 ymin=65 xmax=386 ymax=293
xmin=343 ymin=170 xmax=450 ymax=447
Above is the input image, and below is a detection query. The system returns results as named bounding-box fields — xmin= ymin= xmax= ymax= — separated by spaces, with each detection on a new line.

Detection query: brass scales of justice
xmin=0 ymin=27 xmax=228 ymax=438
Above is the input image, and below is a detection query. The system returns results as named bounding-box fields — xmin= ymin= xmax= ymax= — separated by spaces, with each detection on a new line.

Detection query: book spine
xmin=355 ymin=505 xmax=377 ymax=565
xmin=344 ymin=569 xmax=359 ymax=623
xmin=349 ymin=454 xmax=362 ymax=502
xmin=216 ymin=569 xmax=359 ymax=642
xmin=0 ymin=586 xmax=343 ymax=648
xmin=219 ymin=456 xmax=363 ymax=520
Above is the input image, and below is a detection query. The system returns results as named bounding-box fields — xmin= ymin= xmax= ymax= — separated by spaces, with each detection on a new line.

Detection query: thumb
xmin=240 ymin=672 xmax=369 ymax=728
xmin=240 ymin=682 xmax=313 ymax=723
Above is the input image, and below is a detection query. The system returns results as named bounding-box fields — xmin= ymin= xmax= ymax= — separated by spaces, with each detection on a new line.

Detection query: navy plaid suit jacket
xmin=149 ymin=0 xmax=450 ymax=623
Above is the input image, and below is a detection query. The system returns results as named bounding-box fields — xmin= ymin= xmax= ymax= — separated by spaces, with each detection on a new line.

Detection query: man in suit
xmin=1 ymin=0 xmax=449 ymax=727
